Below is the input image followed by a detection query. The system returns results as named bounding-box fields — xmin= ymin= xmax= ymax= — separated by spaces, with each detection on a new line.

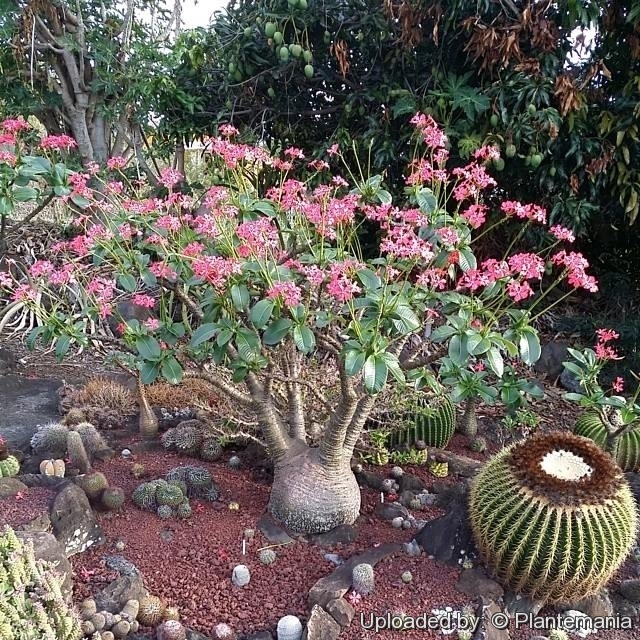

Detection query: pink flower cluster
xmin=39 ymin=135 xmax=77 ymax=151
xmin=236 ymin=218 xmax=280 ymax=258
xmin=594 ymin=328 xmax=621 ymax=361
xmin=501 ymin=200 xmax=547 ymax=224
xmin=267 ymin=281 xmax=302 ymax=307
xmin=1 ymin=118 xmax=31 ymax=133
xmin=326 ymin=260 xmax=362 ymax=303
xmin=550 ymin=251 xmax=598 ymax=292
xmin=191 ymin=256 xmax=242 ymax=289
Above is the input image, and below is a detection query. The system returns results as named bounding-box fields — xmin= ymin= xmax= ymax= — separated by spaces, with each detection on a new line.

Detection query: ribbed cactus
xmin=0 ymin=455 xmax=20 ymax=478
xmin=155 ymin=484 xmax=185 ymax=507
xmin=0 ymin=525 xmax=83 ymax=640
xmin=200 ymin=437 xmax=223 ymax=461
xmin=228 ymin=455 xmax=242 ymax=469
xmin=157 ymin=505 xmax=175 ymax=519
xmin=176 ymin=501 xmax=192 ymax=519
xmin=389 ymin=394 xmax=455 ymax=449
xmin=30 ymin=422 xmax=69 ymax=459
xmin=66 ymin=430 xmax=91 ymax=474
xmin=185 ymin=466 xmax=213 ymax=494
xmin=71 ymin=422 xmax=111 ymax=460
xmin=132 ymin=482 xmax=158 ymax=511
xmin=173 ymin=423 xmax=204 ymax=456
xmin=231 ymin=564 xmax=250 ymax=587
xmin=352 ymin=563 xmax=375 ymax=595
xmin=100 ymin=487 xmax=125 ymax=511
xmin=137 ymin=595 xmax=165 ymax=626
xmin=156 ymin=619 xmax=187 ymax=640
xmin=276 ymin=615 xmax=303 ymax=640
xmin=258 ymin=548 xmax=277 ymax=565
xmin=574 ymin=411 xmax=640 ymax=471
xmin=74 ymin=471 xmax=109 ymax=501
xmin=39 ymin=458 xmax=66 ymax=477
xmin=469 ymin=431 xmax=638 ymax=603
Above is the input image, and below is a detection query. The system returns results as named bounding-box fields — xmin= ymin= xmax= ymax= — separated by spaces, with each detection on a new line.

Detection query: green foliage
xmin=469 ymin=431 xmax=638 ymax=603
xmin=0 ymin=525 xmax=82 ymax=639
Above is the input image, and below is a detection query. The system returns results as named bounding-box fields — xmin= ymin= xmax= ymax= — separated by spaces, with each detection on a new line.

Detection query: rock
xmin=302 ymin=604 xmax=341 ymax=640
xmin=323 ymin=553 xmax=343 ymax=566
xmin=325 ymin=597 xmax=355 ymax=627
xmin=610 ymin=591 xmax=640 ymax=622
xmin=414 ymin=489 xmax=476 ymax=565
xmin=456 ymin=567 xmax=504 ymax=601
xmin=403 ymin=539 xmax=422 ymax=557
xmin=618 ymin=579 xmax=640 ymax=603
xmin=186 ymin=629 xmax=214 ymax=640
xmin=242 ymin=632 xmax=273 ymax=640
xmin=15 ymin=512 xmax=51 ymax=534
xmin=353 ymin=469 xmax=384 ymax=490
xmin=308 ymin=543 xmax=402 ymax=609
xmin=533 ymin=341 xmax=569 ymax=379
xmin=310 ymin=524 xmax=358 ymax=546
xmin=374 ymin=501 xmax=409 ymax=521
xmin=0 ymin=347 xmax=17 ymax=374
xmin=95 ymin=573 xmax=148 ymax=613
xmin=559 ymin=590 xmax=613 ymax=618
xmin=398 ymin=473 xmax=425 ymax=492
xmin=399 ymin=490 xmax=418 ymax=507
xmin=15 ymin=530 xmax=73 ymax=600
xmin=560 ymin=367 xmax=581 ymax=394
xmin=475 ymin=599 xmax=510 ymax=640
xmin=0 ymin=476 xmax=28 ymax=497
xmin=0 ymin=374 xmax=62 ymax=453
xmin=257 ymin=512 xmax=294 ymax=545
xmin=49 ymin=483 xmax=104 ymax=556
xmin=503 ymin=590 xmax=544 ymax=617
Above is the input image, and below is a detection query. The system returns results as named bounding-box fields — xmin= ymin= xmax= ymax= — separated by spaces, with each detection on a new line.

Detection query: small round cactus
xmin=137 ymin=595 xmax=165 ymax=626
xmin=276 ymin=615 xmax=303 ymax=640
xmin=228 ymin=501 xmax=240 ymax=512
xmin=0 ymin=455 xmax=20 ymax=478
xmin=548 ymin=631 xmax=570 ymax=640
xmin=228 ymin=455 xmax=241 ymax=469
xmin=408 ymin=496 xmax=422 ymax=511
xmin=200 ymin=437 xmax=223 ymax=462
xmin=401 ymin=570 xmax=413 ymax=583
xmin=156 ymin=483 xmax=185 ymax=507
xmin=156 ymin=619 xmax=187 ymax=640
xmin=162 ymin=606 xmax=180 ymax=621
xmin=389 ymin=466 xmax=404 ymax=479
xmin=391 ymin=517 xmax=404 ymax=529
xmin=132 ymin=482 xmax=157 ymax=511
xmin=381 ymin=478 xmax=397 ymax=494
xmin=231 ymin=564 xmax=250 ymax=587
xmin=212 ymin=622 xmax=237 ymax=639
xmin=258 ymin=548 xmax=276 ymax=565
xmin=101 ymin=486 xmax=125 ymax=511
xmin=469 ymin=436 xmax=487 ymax=453
xmin=157 ymin=504 xmax=175 ymax=519
xmin=176 ymin=501 xmax=192 ymax=519
xmin=243 ymin=528 xmax=255 ymax=540
xmin=352 ymin=563 xmax=374 ymax=595
xmin=74 ymin=471 xmax=109 ymax=500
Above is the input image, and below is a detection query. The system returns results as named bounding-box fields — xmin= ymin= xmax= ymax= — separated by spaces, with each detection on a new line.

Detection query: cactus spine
xmin=66 ymin=430 xmax=91 ymax=473
xmin=469 ymin=431 xmax=638 ymax=603
xmin=137 ymin=595 xmax=165 ymax=626
xmin=352 ymin=563 xmax=375 ymax=595
xmin=389 ymin=394 xmax=455 ymax=449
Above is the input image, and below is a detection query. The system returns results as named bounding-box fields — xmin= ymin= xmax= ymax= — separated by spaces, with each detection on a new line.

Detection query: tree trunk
xmin=268 ymin=446 xmax=360 ymax=534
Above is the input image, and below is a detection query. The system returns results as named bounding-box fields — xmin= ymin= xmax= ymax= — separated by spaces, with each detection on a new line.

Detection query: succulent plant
xmin=30 ymin=422 xmax=69 ymax=458
xmin=185 ymin=466 xmax=213 ymax=491
xmin=390 ymin=394 xmax=455 ymax=449
xmin=243 ymin=528 xmax=255 ymax=540
xmin=157 ymin=504 xmax=175 ymax=519
xmin=162 ymin=606 xmax=180 ymax=621
xmin=132 ymin=482 xmax=158 ymax=511
xmin=352 ymin=563 xmax=375 ymax=595
xmin=156 ymin=483 xmax=185 ymax=507
xmin=469 ymin=431 xmax=638 ymax=603
xmin=176 ymin=501 xmax=192 ymax=519
xmin=71 ymin=421 xmax=112 ymax=460
xmin=39 ymin=458 xmax=66 ymax=477
xmin=231 ymin=564 xmax=250 ymax=587
xmin=212 ymin=622 xmax=237 ymax=639
xmin=130 ymin=462 xmax=146 ymax=479
xmin=161 ymin=428 xmax=178 ymax=450
xmin=548 ymin=630 xmax=570 ymax=640
xmin=258 ymin=548 xmax=277 ymax=565
xmin=0 ymin=525 xmax=83 ymax=639
xmin=0 ymin=454 xmax=20 ymax=478
xmin=200 ymin=485 xmax=220 ymax=502
xmin=167 ymin=478 xmax=188 ymax=495
xmin=469 ymin=436 xmax=487 ymax=453
xmin=228 ymin=455 xmax=241 ymax=469
xmin=137 ymin=595 xmax=165 ymax=626
xmin=157 ymin=619 xmax=187 ymax=640
xmin=200 ymin=437 xmax=223 ymax=461
xmin=61 ymin=407 xmax=87 ymax=426
xmin=172 ymin=423 xmax=204 ymax=456
xmin=389 ymin=466 xmax=404 ymax=479
xmin=408 ymin=496 xmax=422 ymax=511
xmin=401 ymin=570 xmax=413 ymax=583
xmin=74 ymin=471 xmax=109 ymax=500
xmin=574 ymin=411 xmax=640 ymax=471
xmin=66 ymin=429 xmax=91 ymax=473
xmin=276 ymin=614 xmax=303 ymax=640
xmin=101 ymin=486 xmax=125 ymax=511
xmin=427 ymin=460 xmax=449 ymax=477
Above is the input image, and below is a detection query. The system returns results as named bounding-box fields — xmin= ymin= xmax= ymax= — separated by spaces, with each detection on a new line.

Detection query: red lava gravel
xmin=3 ymin=430 xmax=640 ymax=639
xmin=0 ymin=485 xmax=56 ymax=528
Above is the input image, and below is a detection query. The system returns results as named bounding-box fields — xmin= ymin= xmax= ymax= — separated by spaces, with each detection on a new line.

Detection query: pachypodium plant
xmin=0 ymin=115 xmax=599 ymax=533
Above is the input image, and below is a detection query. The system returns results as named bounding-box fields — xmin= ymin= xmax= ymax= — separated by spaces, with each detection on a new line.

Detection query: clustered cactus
xmin=0 ymin=435 xmax=20 ymax=477
xmin=469 ymin=431 xmax=638 ymax=603
xmin=165 ymin=465 xmax=220 ymax=501
xmin=72 ymin=471 xmax=125 ymax=512
xmin=351 ymin=563 xmax=375 ymax=596
xmin=389 ymin=394 xmax=456 ymax=450
xmin=77 ymin=597 xmax=140 ymax=638
xmin=161 ymin=420 xmax=224 ymax=462
xmin=0 ymin=525 xmax=82 ymax=639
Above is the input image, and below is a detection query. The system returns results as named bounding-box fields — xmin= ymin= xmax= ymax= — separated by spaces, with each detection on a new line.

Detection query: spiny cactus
xmin=100 ymin=486 xmax=125 ymax=511
xmin=352 ymin=563 xmax=375 ymax=595
xmin=167 ymin=479 xmax=188 ymax=496
xmin=70 ymin=422 xmax=112 ymax=461
xmin=39 ymin=458 xmax=66 ymax=477
xmin=0 ymin=525 xmax=83 ymax=640
xmin=401 ymin=571 xmax=413 ymax=583
xmin=200 ymin=485 xmax=220 ymax=502
xmin=231 ymin=564 xmax=250 ymax=587
xmin=162 ymin=606 xmax=180 ymax=621
xmin=469 ymin=431 xmax=638 ymax=603
xmin=176 ymin=501 xmax=192 ymax=519
xmin=73 ymin=471 xmax=109 ymax=501
xmin=132 ymin=482 xmax=158 ymax=511
xmin=574 ymin=411 xmax=640 ymax=472
xmin=173 ymin=422 xmax=204 ymax=456
xmin=185 ymin=466 xmax=213 ymax=493
xmin=390 ymin=394 xmax=455 ymax=450
xmin=66 ymin=429 xmax=91 ymax=474
xmin=213 ymin=622 xmax=237 ymax=639
xmin=137 ymin=595 xmax=165 ymax=626
xmin=276 ymin=615 xmax=303 ymax=640
xmin=228 ymin=455 xmax=241 ymax=469
xmin=200 ymin=437 xmax=223 ymax=462
xmin=258 ymin=548 xmax=276 ymax=565
xmin=30 ymin=422 xmax=69 ymax=459
xmin=72 ymin=377 xmax=137 ymax=415
xmin=156 ymin=484 xmax=185 ymax=507
xmin=156 ymin=619 xmax=187 ymax=640
xmin=0 ymin=454 xmax=20 ymax=477
xmin=157 ymin=505 xmax=175 ymax=519
xmin=469 ymin=436 xmax=487 ymax=453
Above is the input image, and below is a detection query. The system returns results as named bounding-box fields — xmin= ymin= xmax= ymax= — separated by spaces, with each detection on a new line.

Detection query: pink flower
xmin=460 ymin=204 xmax=487 ymax=229
xmin=410 ymin=112 xmax=447 ymax=148
xmin=416 ymin=268 xmax=448 ymax=291
xmin=266 ymin=281 xmax=302 ymax=307
xmin=143 ymin=318 xmax=160 ymax=331
xmin=284 ymin=147 xmax=305 ymax=159
xmin=132 ymin=294 xmax=155 ymax=309
xmin=0 ymin=150 xmax=17 ymax=166
xmin=595 ymin=328 xmax=619 ymax=343
xmin=0 ymin=133 xmax=16 ymax=146
xmin=326 ymin=143 xmax=339 ymax=156
xmin=219 ymin=124 xmax=239 ymax=137
xmin=508 ymin=253 xmax=545 ymax=280
xmin=11 ymin=284 xmax=37 ymax=302
xmin=29 ymin=260 xmax=55 ymax=278
xmin=191 ymin=256 xmax=241 ymax=289
xmin=0 ymin=271 xmax=13 ymax=288
xmin=500 ymin=200 xmax=547 ymax=224
xmin=156 ymin=215 xmax=182 ymax=232
xmin=549 ymin=225 xmax=575 ymax=243
xmin=1 ymin=118 xmax=31 ymax=133
xmin=159 ymin=167 xmax=183 ymax=189
xmin=107 ymin=156 xmax=127 ymax=170
xmin=612 ymin=377 xmax=625 ymax=393
xmin=149 ymin=262 xmax=178 ymax=280
xmin=308 ymin=159 xmax=329 ymax=171
xmin=473 ymin=145 xmax=501 ymax=161
xmin=48 ymin=264 xmax=76 ymax=286
xmin=595 ymin=343 xmax=621 ymax=360
xmin=183 ymin=241 xmax=206 ymax=257
xmin=39 ymin=135 xmax=77 ymax=151
xmin=437 ymin=227 xmax=460 ymax=246
xmin=506 ymin=280 xmax=535 ymax=302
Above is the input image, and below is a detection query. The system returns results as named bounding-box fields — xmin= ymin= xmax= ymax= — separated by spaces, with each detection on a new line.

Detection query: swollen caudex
xmin=540 ymin=449 xmax=593 ymax=481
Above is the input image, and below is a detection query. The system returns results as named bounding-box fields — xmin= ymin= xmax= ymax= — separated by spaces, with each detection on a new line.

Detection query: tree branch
xmin=183 ymin=369 xmax=253 ymax=408
xmin=342 ymin=394 xmax=378 ymax=459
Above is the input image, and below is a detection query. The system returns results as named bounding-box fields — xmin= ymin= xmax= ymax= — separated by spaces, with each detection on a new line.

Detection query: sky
xmin=181 ymin=0 xmax=228 ymax=28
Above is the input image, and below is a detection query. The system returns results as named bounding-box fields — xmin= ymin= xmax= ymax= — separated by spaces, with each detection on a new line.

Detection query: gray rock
xmin=0 ymin=374 xmax=62 ymax=453
xmin=257 ymin=512 xmax=294 ymax=545
xmin=15 ymin=530 xmax=73 ymax=600
xmin=325 ymin=597 xmax=355 ymax=627
xmin=242 ymin=632 xmax=273 ymax=640
xmin=374 ymin=501 xmax=409 ymax=521
xmin=308 ymin=543 xmax=402 ymax=608
xmin=403 ymin=539 xmax=422 ymax=557
xmin=49 ymin=483 xmax=104 ymax=556
xmin=353 ymin=469 xmax=384 ymax=490
xmin=186 ymin=629 xmax=212 ymax=640
xmin=558 ymin=589 xmax=613 ymax=618
xmin=398 ymin=473 xmax=425 ymax=492
xmin=323 ymin=553 xmax=343 ymax=566
xmin=533 ymin=341 xmax=569 ymax=379
xmin=15 ymin=511 xmax=51 ymax=534
xmin=311 ymin=524 xmax=358 ymax=546
xmin=0 ymin=347 xmax=17 ymax=374
xmin=0 ymin=476 xmax=28 ymax=497
xmin=302 ymin=604 xmax=341 ymax=640
xmin=475 ymin=599 xmax=511 ymax=640
xmin=560 ymin=367 xmax=582 ymax=393
xmin=103 ymin=554 xmax=140 ymax=576
xmin=457 ymin=567 xmax=504 ymax=601
xmin=503 ymin=590 xmax=544 ymax=617
xmin=94 ymin=573 xmax=148 ymax=613
xmin=618 ymin=579 xmax=640 ymax=603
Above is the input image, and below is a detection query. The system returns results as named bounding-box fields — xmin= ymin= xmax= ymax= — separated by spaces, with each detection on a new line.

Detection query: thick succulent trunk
xmin=268 ymin=446 xmax=360 ymax=534
xmin=459 ymin=396 xmax=478 ymax=437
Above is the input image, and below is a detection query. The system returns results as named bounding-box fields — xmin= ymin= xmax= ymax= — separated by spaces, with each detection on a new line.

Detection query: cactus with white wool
xmin=276 ymin=614 xmax=303 ymax=640
xmin=352 ymin=562 xmax=375 ymax=595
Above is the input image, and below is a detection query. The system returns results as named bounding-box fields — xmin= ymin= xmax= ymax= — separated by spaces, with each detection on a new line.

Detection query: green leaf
xmin=252 ymin=200 xmax=277 ymax=216
xmin=136 ymin=335 xmax=162 ymax=361
xmin=55 ymin=334 xmax=71 ymax=362
xmin=70 ymin=194 xmax=91 ymax=209
xmin=0 ymin=197 xmax=14 ymax=216
xmin=293 ymin=325 xmax=316 ymax=353
xmin=26 ymin=325 xmax=46 ymax=351
xmin=458 ymin=247 xmax=477 ymax=272
xmin=216 ymin=328 xmax=234 ymax=347
xmin=230 ymin=284 xmax=250 ymax=311
xmin=563 ymin=392 xmax=587 ymax=402
xmin=161 ymin=356 xmax=183 ymax=384
xmin=416 ymin=188 xmax=437 ymax=214
xmin=430 ymin=325 xmax=457 ymax=342
xmin=391 ymin=304 xmax=421 ymax=333
xmin=263 ymin=317 xmax=292 ymax=345
xmin=566 ymin=347 xmax=588 ymax=365
xmin=12 ymin=186 xmax=38 ymax=202
xmin=190 ymin=323 xmax=217 ymax=348
xmin=519 ymin=329 xmax=541 ymax=365
xmin=53 ymin=185 xmax=71 ymax=197
xmin=249 ymin=299 xmax=274 ymax=329
xmin=232 ymin=365 xmax=249 ymax=383
xmin=118 ymin=274 xmax=137 ymax=293
xmin=362 ymin=354 xmax=388 ymax=394
xmin=486 ymin=347 xmax=504 ymax=377
xmin=562 ymin=361 xmax=584 ymax=377
xmin=448 ymin=334 xmax=468 ymax=366
xmin=236 ymin=327 xmax=261 ymax=361
xmin=357 ymin=268 xmax=382 ymax=290
xmin=380 ymin=352 xmax=405 ymax=384
xmin=344 ymin=348 xmax=366 ymax=376
xmin=140 ymin=361 xmax=160 ymax=385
